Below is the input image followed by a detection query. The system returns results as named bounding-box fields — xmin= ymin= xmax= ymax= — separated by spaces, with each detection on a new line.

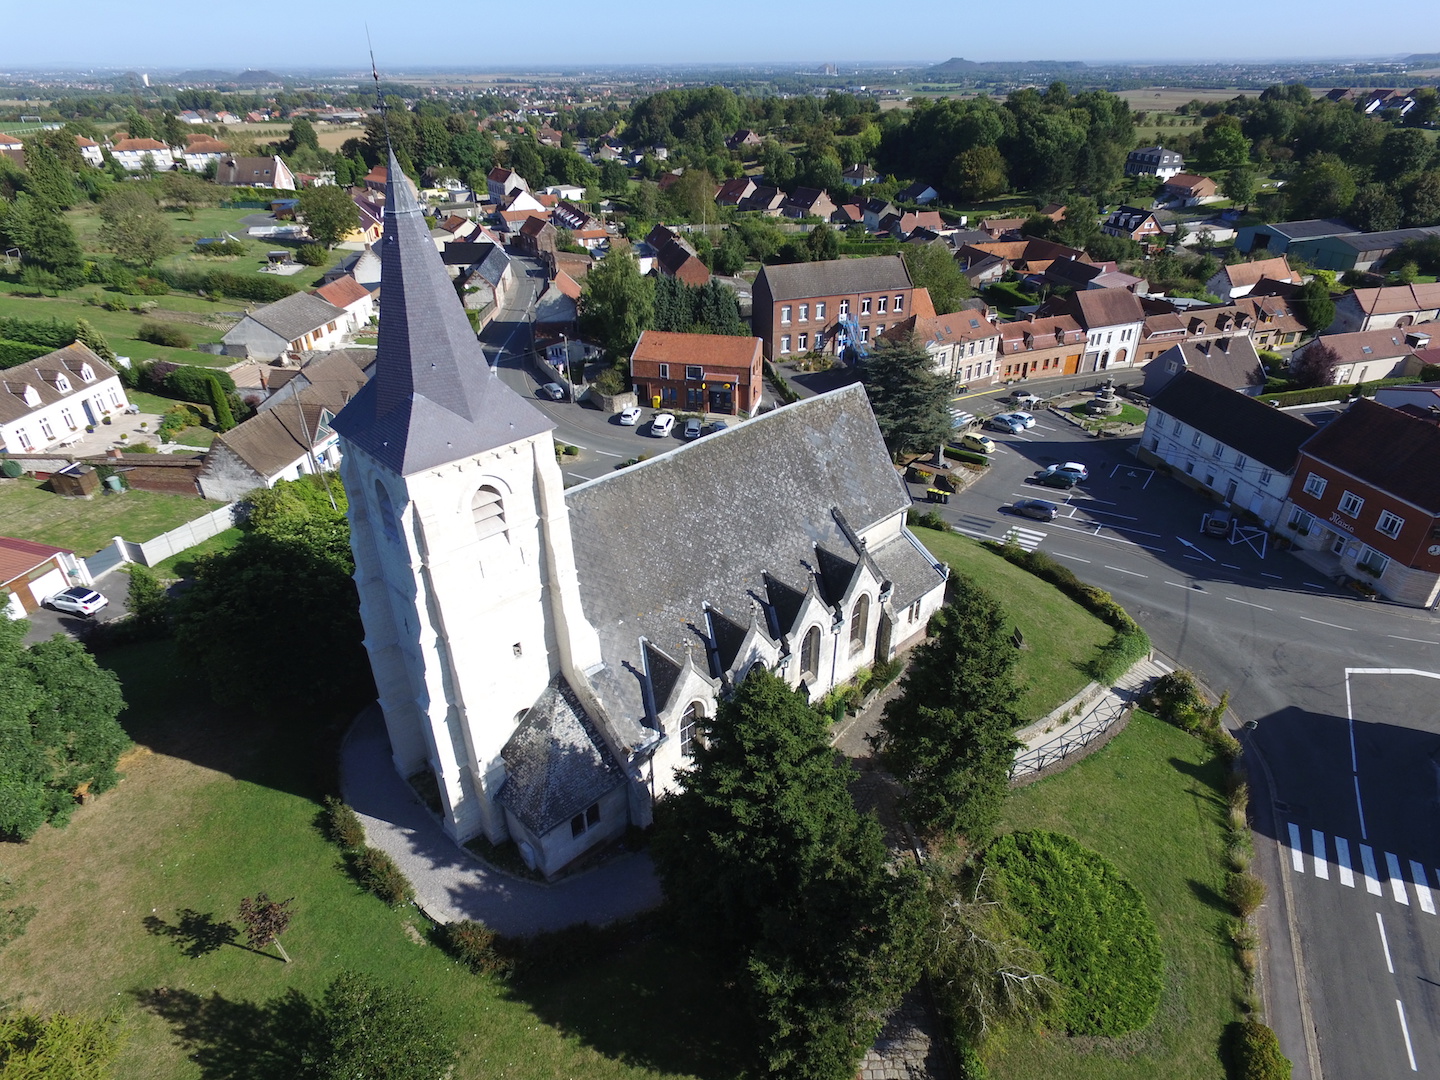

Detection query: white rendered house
xmin=0 ymin=344 xmax=127 ymax=453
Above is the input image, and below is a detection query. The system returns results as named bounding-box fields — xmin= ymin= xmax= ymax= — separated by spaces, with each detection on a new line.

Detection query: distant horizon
xmin=1 ymin=0 xmax=1433 ymax=75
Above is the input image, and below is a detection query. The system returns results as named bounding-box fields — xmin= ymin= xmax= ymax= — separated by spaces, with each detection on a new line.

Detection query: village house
xmin=1329 ymin=283 xmax=1440 ymax=334
xmin=1100 ymin=205 xmax=1164 ymax=243
xmin=842 ymin=164 xmax=878 ymax=188
xmin=997 ymin=316 xmax=1087 ymax=380
xmin=714 ymin=176 xmax=758 ymax=208
xmin=108 ymin=137 xmax=175 ymax=171
xmin=74 ymin=136 xmax=103 ymax=168
xmin=646 ymin=225 xmax=710 ymax=288
xmin=629 ymin=330 xmax=763 ymax=415
xmin=215 ymin=155 xmax=296 ymax=189
xmin=1141 ymin=337 xmax=1267 ymax=398
xmin=782 ymin=187 xmax=838 ymax=220
xmin=1281 ymin=398 xmax=1440 ymax=607
xmin=1140 ymin=371 xmax=1314 ymax=528
xmin=896 ymin=181 xmax=940 ymax=205
xmin=739 ymin=185 xmax=786 ymax=216
xmin=179 ymin=135 xmax=228 ymax=173
xmin=882 ymin=311 xmax=1001 ymax=389
xmin=1160 ymin=173 xmax=1219 ymax=206
xmin=752 ymin=256 xmax=916 ymax=360
xmin=1 ymin=536 xmax=96 ymax=621
xmin=1125 ymin=146 xmax=1185 ymax=180
xmin=726 ymin=129 xmax=763 ymax=153
xmin=0 ymin=343 xmax=128 ymax=454
xmin=313 ymin=275 xmax=376 ymax=332
xmin=1205 ymin=256 xmax=1303 ymax=302
xmin=487 ymin=166 xmax=530 ymax=204
xmin=1048 ymin=288 xmax=1147 ymax=372
xmin=220 ymin=292 xmax=349 ymax=362
xmin=1291 ymin=325 xmax=1432 ymax=385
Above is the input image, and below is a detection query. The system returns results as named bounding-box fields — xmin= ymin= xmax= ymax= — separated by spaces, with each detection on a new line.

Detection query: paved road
xmin=933 ymin=405 xmax=1440 ymax=1080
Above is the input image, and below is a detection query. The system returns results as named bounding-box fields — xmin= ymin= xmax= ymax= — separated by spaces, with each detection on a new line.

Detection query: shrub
xmin=1088 ymin=626 xmax=1152 ymax=685
xmin=0 ymin=338 xmax=51 ymax=370
xmin=295 ymin=244 xmax=329 ymax=266
xmin=1226 ymin=870 xmax=1267 ymax=916
xmin=1231 ymin=1020 xmax=1292 ymax=1080
xmin=442 ymin=918 xmax=512 ymax=976
xmin=985 ymin=830 xmax=1162 ymax=1036
xmin=137 ymin=321 xmax=193 ymax=349
xmin=194 ymin=239 xmax=247 ymax=257
xmin=135 ymin=276 xmax=171 ymax=296
xmin=943 ymin=447 xmax=991 ymax=467
xmin=164 ymin=364 xmax=235 ymax=403
xmin=323 ymin=796 xmax=367 ymax=851
xmin=355 ymin=845 xmax=412 ymax=907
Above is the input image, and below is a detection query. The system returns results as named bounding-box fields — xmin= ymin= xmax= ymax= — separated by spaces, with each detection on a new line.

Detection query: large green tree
xmin=0 ymin=617 xmax=129 ymax=840
xmin=1286 ymin=154 xmax=1357 ymax=220
xmin=652 ymin=670 xmax=926 ymax=1080
xmin=3 ymin=193 xmax=86 ymax=287
xmin=860 ymin=332 xmax=954 ymax=457
xmin=298 ymin=183 xmax=360 ymax=248
xmin=1291 ymin=277 xmax=1336 ymax=332
xmin=945 ymin=145 xmax=1008 ymax=203
xmin=873 ymin=576 xmax=1023 ymax=841
xmin=97 ymin=185 xmax=176 ymax=268
xmin=578 ymin=250 xmax=655 ymax=360
xmin=903 ymin=241 xmax=972 ymax=316
xmin=20 ymin=137 xmax=78 ymax=211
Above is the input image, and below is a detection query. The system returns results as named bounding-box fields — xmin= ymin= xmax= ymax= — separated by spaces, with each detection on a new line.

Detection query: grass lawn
xmin=1069 ymin=402 xmax=1147 ymax=427
xmin=0 ymin=478 xmax=222 ymax=555
xmin=0 ymin=640 xmax=739 ymax=1080
xmin=147 ymin=526 xmax=244 ymax=580
xmin=983 ymin=711 xmax=1245 ymax=1079
xmin=0 ymin=292 xmax=235 ymax=369
xmin=910 ymin=529 xmax=1113 ymax=720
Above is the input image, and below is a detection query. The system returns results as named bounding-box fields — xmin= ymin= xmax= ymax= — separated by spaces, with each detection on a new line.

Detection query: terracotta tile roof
xmin=631 ymin=330 xmax=761 ymax=371
xmin=910 ymin=288 xmax=936 ymax=319
xmin=553 ymin=271 xmax=582 ymax=300
xmin=884 ymin=311 xmax=999 ymax=347
xmin=1347 ymin=283 xmax=1440 ymax=316
xmin=313 ymin=274 xmax=371 ymax=309
xmin=0 ymin=536 xmax=70 ymax=585
xmin=1309 ymin=323 xmax=1435 ymax=365
xmin=998 ymin=316 xmax=1086 ymax=353
xmin=111 ymin=138 xmax=170 ymax=152
xmin=1222 ymin=257 xmax=1301 ymax=290
xmin=1300 ymin=397 xmax=1440 ymax=512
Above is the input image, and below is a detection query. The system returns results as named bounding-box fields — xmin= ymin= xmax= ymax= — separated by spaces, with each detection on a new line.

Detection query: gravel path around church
xmin=340 ymin=706 xmax=662 ymax=937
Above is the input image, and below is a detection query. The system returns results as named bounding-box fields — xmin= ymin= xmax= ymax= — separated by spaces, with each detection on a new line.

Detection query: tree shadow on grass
xmin=1187 ymin=878 xmax=1232 ymax=915
xmin=1169 ymin=755 xmax=1226 ymax=800
xmin=133 ymin=986 xmax=318 ymax=1080
xmin=143 ymin=908 xmax=241 ymax=959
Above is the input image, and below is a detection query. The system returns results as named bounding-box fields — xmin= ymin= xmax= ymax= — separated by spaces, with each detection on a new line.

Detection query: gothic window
xmin=374 ymin=479 xmax=400 ymax=544
xmin=680 ymin=701 xmax=703 ymax=757
xmin=471 ymin=485 xmax=506 ymax=541
xmin=800 ymin=626 xmax=821 ymax=680
xmin=849 ymin=594 xmax=870 ymax=656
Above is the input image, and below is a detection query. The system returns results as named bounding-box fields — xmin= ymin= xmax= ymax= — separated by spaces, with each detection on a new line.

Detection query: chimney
xmin=109 ymin=448 xmax=122 ymax=459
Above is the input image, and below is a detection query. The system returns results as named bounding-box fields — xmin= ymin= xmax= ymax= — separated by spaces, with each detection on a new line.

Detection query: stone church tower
xmin=332 ymin=153 xmax=602 ymax=845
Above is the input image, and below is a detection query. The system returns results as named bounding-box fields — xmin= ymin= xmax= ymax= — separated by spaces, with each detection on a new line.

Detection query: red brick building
xmin=1282 ymin=398 xmax=1440 ymax=607
xmin=630 ymin=331 xmax=763 ymax=415
xmin=751 ymin=256 xmax=915 ymax=360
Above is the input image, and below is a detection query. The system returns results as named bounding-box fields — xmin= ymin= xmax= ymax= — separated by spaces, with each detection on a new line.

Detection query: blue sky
xmin=5 ymin=0 xmax=1414 ymax=71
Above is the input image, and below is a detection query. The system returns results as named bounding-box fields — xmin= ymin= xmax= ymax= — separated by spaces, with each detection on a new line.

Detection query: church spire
xmin=331 ymin=149 xmax=550 ymax=475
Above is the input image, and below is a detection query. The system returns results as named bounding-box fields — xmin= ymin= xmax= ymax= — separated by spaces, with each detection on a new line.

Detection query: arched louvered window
xmin=471 ymin=485 xmax=506 ymax=542
xmin=801 ymin=626 xmax=821 ymax=679
xmin=374 ymin=479 xmax=400 ymax=544
xmin=849 ymin=594 xmax=870 ymax=655
xmin=680 ymin=702 xmax=703 ymax=757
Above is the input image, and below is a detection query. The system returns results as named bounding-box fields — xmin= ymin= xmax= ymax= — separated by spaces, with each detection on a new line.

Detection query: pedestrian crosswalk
xmin=1002 ymin=525 xmax=1046 ymax=552
xmin=1287 ymin=823 xmax=1438 ymax=915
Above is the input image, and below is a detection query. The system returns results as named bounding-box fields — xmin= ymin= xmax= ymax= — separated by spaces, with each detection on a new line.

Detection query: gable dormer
xmin=64 ymin=359 xmax=96 ymax=382
xmin=41 ymin=370 xmax=70 ymax=394
xmin=5 ymin=381 xmax=41 ymax=408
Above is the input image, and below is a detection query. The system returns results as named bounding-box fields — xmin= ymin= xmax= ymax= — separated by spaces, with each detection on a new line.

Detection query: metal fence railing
xmin=1010 ymin=695 xmax=1132 ymax=782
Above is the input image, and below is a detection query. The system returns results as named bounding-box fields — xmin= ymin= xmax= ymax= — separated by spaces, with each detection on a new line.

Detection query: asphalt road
xmin=931 ymin=406 xmax=1440 ymax=1080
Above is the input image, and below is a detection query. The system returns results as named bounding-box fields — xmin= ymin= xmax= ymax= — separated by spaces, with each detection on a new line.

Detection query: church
xmin=332 ymin=156 xmax=949 ymax=878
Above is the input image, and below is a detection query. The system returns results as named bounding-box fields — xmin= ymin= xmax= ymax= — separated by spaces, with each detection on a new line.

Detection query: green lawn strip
xmin=147 ymin=526 xmax=243 ymax=580
xmin=0 ymin=478 xmax=222 ymax=554
xmin=911 ymin=529 xmax=1112 ymax=720
xmin=1069 ymin=402 xmax=1147 ymax=427
xmin=984 ymin=711 xmax=1243 ymax=1080
xmin=1 ymin=640 xmax=723 ymax=1080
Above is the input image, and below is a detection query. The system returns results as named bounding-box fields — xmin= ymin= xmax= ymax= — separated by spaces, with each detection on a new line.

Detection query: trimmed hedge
xmin=322 ymin=796 xmax=366 ymax=851
xmin=137 ymin=321 xmax=194 ymax=349
xmin=0 ymin=338 xmax=52 ymax=369
xmin=1259 ymin=375 xmax=1420 ymax=408
xmin=355 ymin=845 xmax=413 ymax=907
xmin=762 ymin=359 xmax=800 ymax=404
xmin=441 ymin=919 xmax=512 ymax=977
xmin=986 ymin=830 xmax=1163 ymax=1037
xmin=1231 ymin=1020 xmax=1292 ymax=1080
xmin=156 ymin=266 xmax=300 ymax=302
xmin=943 ymin=447 xmax=991 ymax=467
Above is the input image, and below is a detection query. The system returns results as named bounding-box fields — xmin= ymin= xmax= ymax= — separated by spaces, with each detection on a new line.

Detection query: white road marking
xmin=590 ymin=449 xmax=623 ymax=458
xmin=1356 ymin=776 xmax=1369 ymax=841
xmin=1378 ymin=912 xmax=1395 ymax=973
xmin=1105 ymin=565 xmax=1148 ymax=577
xmin=1389 ymin=634 xmax=1440 ymax=645
xmin=1300 ymin=615 xmax=1354 ymax=631
xmin=1052 ymin=552 xmax=1091 ymax=562
xmin=1288 ymin=823 xmax=1305 ymax=872
xmin=1312 ymin=830 xmax=1329 ymax=879
xmin=1184 ymin=554 xmax=1205 ymax=562
xmin=1262 ymin=572 xmax=1283 ymax=580
xmin=1222 ymin=562 xmax=1243 ymax=569
xmin=1164 ymin=580 xmax=1202 ymax=591
xmin=1078 ymin=507 xmax=1139 ymax=521
xmin=1362 ymin=845 xmax=1383 ymax=895
xmin=1336 ymin=837 xmax=1355 ymax=887
xmin=564 ymin=471 xmax=593 ymax=481
xmin=1410 ymin=862 xmax=1435 ymax=914
xmin=1226 ymin=597 xmax=1274 ymax=611
xmin=1304 ymin=582 xmax=1325 ymax=589
xmin=1386 ymin=852 xmax=1410 ymax=905
xmin=1397 ymin=999 xmax=1418 ymax=1072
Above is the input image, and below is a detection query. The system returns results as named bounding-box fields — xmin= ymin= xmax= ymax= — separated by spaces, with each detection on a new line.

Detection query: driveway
xmin=22 ymin=573 xmax=131 ymax=646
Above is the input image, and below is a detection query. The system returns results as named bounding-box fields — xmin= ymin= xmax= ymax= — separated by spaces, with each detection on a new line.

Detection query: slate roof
xmin=564 ymin=384 xmax=943 ymax=726
xmin=756 ymin=255 xmax=911 ymax=302
xmin=331 ymin=150 xmax=551 ymax=476
xmin=1158 ymin=338 xmax=1266 ymax=393
xmin=1300 ymin=397 xmax=1440 ymax=512
xmin=1262 ymin=218 xmax=1355 ymax=240
xmin=497 ymin=679 xmax=626 ymax=837
xmin=243 ymin=292 xmax=347 ymax=342
xmin=1308 ymin=323 xmax=1434 ymax=365
xmin=1069 ymin=287 xmax=1146 ymax=330
xmin=1150 ymin=371 xmax=1314 ymax=472
xmin=0 ymin=343 xmax=114 ymax=426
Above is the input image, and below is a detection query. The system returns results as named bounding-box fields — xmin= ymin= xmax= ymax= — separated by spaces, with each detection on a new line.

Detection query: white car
xmin=1011 ymin=391 xmax=1042 ymax=407
xmin=651 ymin=413 xmax=676 ymax=437
xmin=1010 ymin=411 xmax=1036 ymax=428
xmin=46 ymin=587 xmax=109 ymax=617
xmin=619 ymin=406 xmax=642 ymax=426
xmin=541 ymin=382 xmax=566 ymax=401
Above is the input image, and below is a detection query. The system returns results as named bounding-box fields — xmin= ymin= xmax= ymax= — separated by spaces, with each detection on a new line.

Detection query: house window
xmin=798 ymin=333 xmax=808 ymax=351
xmin=1259 ymin=469 xmax=1273 ymax=486
xmin=570 ymin=802 xmax=602 ymax=838
xmin=894 ymin=294 xmax=904 ymax=313
xmin=53 ymin=375 xmax=70 ymax=393
xmin=781 ymin=305 xmax=792 ymax=325
xmin=685 ymin=365 xmax=703 ymax=381
xmin=908 ymin=599 xmax=922 ymax=623
xmin=860 ymin=297 xmax=871 ymax=315
xmin=1303 ymin=473 xmax=1327 ymax=498
xmin=680 ymin=702 xmax=703 ymax=757
xmin=327 ymin=321 xmax=337 ymax=333
xmin=109 ymin=388 xmax=123 ymax=408
xmin=1358 ymin=547 xmax=1389 ymax=576
xmin=1338 ymin=491 xmax=1364 ymax=518
xmin=859 ymin=326 xmax=869 ymax=343
xmin=471 ymin=485 xmax=506 ymax=541
xmin=877 ymin=296 xmax=887 ymax=314
xmin=60 ymin=407 xmax=75 ymax=429
xmin=876 ymin=325 xmax=886 ymax=337
xmin=1192 ymin=432 xmax=1203 ymax=448
xmin=801 ymin=626 xmax=821 ymax=680
xmin=1212 ymin=441 xmax=1223 ymax=459
xmin=1377 ymin=510 xmax=1404 ymax=538
xmin=780 ymin=335 xmax=791 ymax=354
xmin=1172 ymin=417 xmax=1182 ymax=433
xmin=77 ymin=364 xmax=94 ymax=383
xmin=849 ymin=594 xmax=870 ymax=656
xmin=39 ymin=417 xmax=55 ymax=440
xmin=815 ymin=302 xmax=826 ymax=320
xmin=658 ymin=363 xmax=669 ymax=379
xmin=374 ymin=480 xmax=401 ymax=544
xmin=798 ymin=303 xmax=808 ymax=322
xmin=1235 ymin=455 xmax=1248 ymax=472
xmin=839 ymin=299 xmax=849 ymax=316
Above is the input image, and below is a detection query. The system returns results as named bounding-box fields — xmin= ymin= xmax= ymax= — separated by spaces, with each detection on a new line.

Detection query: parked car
xmin=950 ymin=409 xmax=977 ymax=429
xmin=986 ymin=414 xmax=1025 ymax=434
xmin=683 ymin=418 xmax=703 ymax=440
xmin=618 ymin=405 xmax=642 ymax=425
xmin=1010 ymin=411 xmax=1036 ymax=428
xmin=1031 ymin=470 xmax=1078 ymax=489
xmin=1011 ymin=391 xmax=1042 ymax=407
xmin=1203 ymin=508 xmax=1234 ymax=537
xmin=45 ymin=587 xmax=108 ymax=617
xmin=1009 ymin=498 xmax=1059 ymax=522
xmin=650 ymin=413 xmax=675 ymax=437
xmin=541 ymin=382 xmax=566 ymax=401
xmin=1037 ymin=461 xmax=1089 ymax=482
xmin=957 ymin=433 xmax=996 ymax=455
xmin=705 ymin=419 xmax=728 ymax=435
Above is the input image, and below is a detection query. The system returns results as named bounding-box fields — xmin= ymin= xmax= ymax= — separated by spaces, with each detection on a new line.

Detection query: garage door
xmin=26 ymin=566 xmax=67 ymax=609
